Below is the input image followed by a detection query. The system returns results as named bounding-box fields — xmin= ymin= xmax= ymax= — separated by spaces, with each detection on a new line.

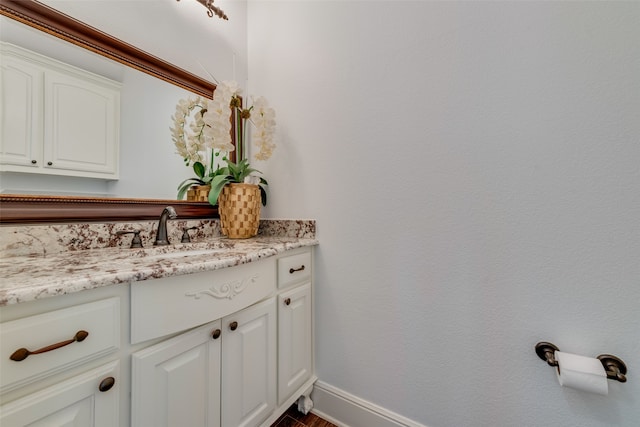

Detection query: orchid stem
xmin=236 ymin=107 xmax=243 ymax=162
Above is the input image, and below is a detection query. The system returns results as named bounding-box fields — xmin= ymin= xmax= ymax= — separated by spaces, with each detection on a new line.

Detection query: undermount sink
xmin=127 ymin=241 xmax=233 ymax=259
xmin=147 ymin=248 xmax=227 ymax=259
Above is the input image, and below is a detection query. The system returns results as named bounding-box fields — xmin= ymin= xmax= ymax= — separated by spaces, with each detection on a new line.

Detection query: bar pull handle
xmin=10 ymin=330 xmax=89 ymax=362
xmin=289 ymin=265 xmax=305 ymax=274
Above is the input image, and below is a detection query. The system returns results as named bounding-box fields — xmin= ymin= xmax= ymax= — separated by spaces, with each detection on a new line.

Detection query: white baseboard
xmin=310 ymin=381 xmax=428 ymax=427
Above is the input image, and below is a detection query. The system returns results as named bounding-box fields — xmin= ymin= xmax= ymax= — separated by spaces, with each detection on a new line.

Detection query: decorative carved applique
xmin=185 ymin=274 xmax=258 ymax=300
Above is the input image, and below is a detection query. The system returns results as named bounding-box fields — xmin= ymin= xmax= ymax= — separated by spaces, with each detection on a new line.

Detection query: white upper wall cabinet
xmin=0 ymin=48 xmax=43 ymax=170
xmin=0 ymin=42 xmax=121 ymax=180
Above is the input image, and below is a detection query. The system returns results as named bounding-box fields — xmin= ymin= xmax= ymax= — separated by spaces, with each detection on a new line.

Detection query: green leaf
xmin=177 ymin=185 xmax=190 ymax=201
xmin=259 ymin=184 xmax=268 ymax=206
xmin=177 ymin=177 xmax=204 ymax=190
xmin=208 ymin=174 xmax=232 ymax=206
xmin=193 ymin=162 xmax=206 ymax=179
xmin=227 ymin=161 xmax=241 ymax=177
xmin=177 ymin=177 xmax=207 ymax=200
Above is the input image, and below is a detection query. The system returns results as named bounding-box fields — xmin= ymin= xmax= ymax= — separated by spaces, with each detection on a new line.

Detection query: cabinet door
xmin=131 ymin=321 xmax=221 ymax=427
xmin=0 ymin=54 xmax=43 ymax=168
xmin=222 ymin=298 xmax=276 ymax=427
xmin=278 ymin=282 xmax=312 ymax=405
xmin=43 ymin=69 xmax=119 ymax=178
xmin=0 ymin=361 xmax=119 ymax=427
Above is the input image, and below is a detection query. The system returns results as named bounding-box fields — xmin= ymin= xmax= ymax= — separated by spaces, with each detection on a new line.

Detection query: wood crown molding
xmin=0 ymin=195 xmax=218 ymax=224
xmin=0 ymin=0 xmax=216 ymax=98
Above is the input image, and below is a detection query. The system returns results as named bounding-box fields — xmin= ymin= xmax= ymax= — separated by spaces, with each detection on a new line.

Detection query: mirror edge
xmin=0 ymin=194 xmax=218 ymax=224
xmin=0 ymin=0 xmax=216 ymax=99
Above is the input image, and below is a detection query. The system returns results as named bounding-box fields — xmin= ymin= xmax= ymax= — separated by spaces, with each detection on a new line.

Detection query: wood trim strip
xmin=0 ymin=195 xmax=218 ymax=224
xmin=0 ymin=0 xmax=216 ymax=99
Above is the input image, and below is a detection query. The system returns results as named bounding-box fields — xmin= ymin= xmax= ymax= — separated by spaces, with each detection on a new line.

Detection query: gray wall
xmin=248 ymin=2 xmax=640 ymax=426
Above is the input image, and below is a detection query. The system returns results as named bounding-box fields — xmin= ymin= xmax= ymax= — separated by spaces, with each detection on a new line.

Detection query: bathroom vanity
xmin=0 ymin=220 xmax=317 ymax=427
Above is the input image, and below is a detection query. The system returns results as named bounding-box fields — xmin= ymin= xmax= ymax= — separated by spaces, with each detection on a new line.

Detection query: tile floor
xmin=271 ymin=404 xmax=338 ymax=427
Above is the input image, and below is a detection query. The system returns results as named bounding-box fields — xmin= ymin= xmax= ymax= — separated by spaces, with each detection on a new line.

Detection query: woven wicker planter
xmin=186 ymin=185 xmax=211 ymax=202
xmin=218 ymin=183 xmax=261 ymax=239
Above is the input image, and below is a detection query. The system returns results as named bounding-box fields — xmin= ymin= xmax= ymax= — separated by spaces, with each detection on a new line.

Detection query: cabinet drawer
xmin=277 ymin=250 xmax=311 ymax=289
xmin=131 ymin=258 xmax=276 ymax=344
xmin=0 ymin=360 xmax=119 ymax=426
xmin=0 ymin=297 xmax=120 ymax=393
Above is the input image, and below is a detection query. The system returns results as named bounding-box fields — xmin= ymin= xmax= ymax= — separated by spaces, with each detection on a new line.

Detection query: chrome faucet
xmin=154 ymin=206 xmax=177 ymax=246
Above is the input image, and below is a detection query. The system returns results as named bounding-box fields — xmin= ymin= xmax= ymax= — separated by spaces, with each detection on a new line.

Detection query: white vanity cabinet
xmin=0 ymin=245 xmax=315 ymax=427
xmin=276 ymin=250 xmax=313 ymax=406
xmin=130 ymin=247 xmax=314 ymax=427
xmin=0 ymin=42 xmax=120 ymax=179
xmin=132 ymin=299 xmax=277 ymax=427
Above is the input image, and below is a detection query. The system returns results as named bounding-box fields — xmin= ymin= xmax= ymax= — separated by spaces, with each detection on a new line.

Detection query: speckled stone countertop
xmin=0 ymin=219 xmax=317 ymax=306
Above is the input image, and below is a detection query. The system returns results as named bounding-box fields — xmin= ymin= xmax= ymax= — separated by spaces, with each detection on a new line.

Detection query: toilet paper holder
xmin=535 ymin=342 xmax=627 ymax=383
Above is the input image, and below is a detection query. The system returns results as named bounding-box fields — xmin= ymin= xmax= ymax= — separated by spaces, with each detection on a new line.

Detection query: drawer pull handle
xmin=289 ymin=265 xmax=305 ymax=274
xmin=229 ymin=321 xmax=238 ymax=331
xmin=284 ymin=298 xmax=291 ymax=306
xmin=211 ymin=329 xmax=221 ymax=339
xmin=9 ymin=330 xmax=89 ymax=362
xmin=98 ymin=376 xmax=115 ymax=392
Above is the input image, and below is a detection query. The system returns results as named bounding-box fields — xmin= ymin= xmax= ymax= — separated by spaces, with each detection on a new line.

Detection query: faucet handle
xmin=116 ymin=230 xmax=143 ymax=248
xmin=181 ymin=226 xmax=198 ymax=243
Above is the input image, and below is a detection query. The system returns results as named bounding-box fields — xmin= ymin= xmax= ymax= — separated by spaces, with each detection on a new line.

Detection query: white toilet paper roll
xmin=555 ymin=351 xmax=608 ymax=395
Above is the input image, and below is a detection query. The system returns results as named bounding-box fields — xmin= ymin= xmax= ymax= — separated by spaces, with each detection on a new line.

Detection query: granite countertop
xmin=0 ymin=236 xmax=317 ymax=306
xmin=0 ymin=219 xmax=317 ymax=307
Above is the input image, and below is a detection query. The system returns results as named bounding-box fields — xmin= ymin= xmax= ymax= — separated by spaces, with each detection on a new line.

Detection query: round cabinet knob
xmin=47 ymin=161 xmax=53 ymax=166
xmin=229 ymin=321 xmax=238 ymax=331
xmin=31 ymin=160 xmax=37 ymax=164
xmin=284 ymin=298 xmax=291 ymax=306
xmin=98 ymin=376 xmax=115 ymax=392
xmin=211 ymin=329 xmax=221 ymax=339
